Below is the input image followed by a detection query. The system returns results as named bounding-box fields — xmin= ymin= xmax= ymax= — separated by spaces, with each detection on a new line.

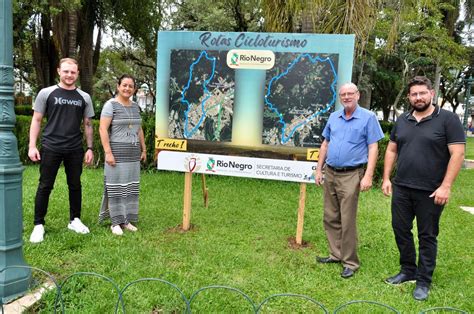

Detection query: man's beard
xmin=411 ymin=99 xmax=432 ymax=112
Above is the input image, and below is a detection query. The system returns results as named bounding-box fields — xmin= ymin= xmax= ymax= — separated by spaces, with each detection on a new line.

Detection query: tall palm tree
xmin=262 ymin=0 xmax=380 ymax=57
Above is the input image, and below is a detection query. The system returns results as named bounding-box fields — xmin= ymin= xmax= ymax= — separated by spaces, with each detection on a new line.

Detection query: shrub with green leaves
xmin=13 ymin=114 xmax=156 ymax=168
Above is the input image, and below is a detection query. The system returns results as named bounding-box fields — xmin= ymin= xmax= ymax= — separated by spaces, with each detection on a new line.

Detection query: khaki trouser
xmin=322 ymin=166 xmax=364 ymax=270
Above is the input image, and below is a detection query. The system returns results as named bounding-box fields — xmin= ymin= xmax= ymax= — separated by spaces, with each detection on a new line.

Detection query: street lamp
xmin=462 ymin=75 xmax=474 ymax=132
xmin=140 ymin=83 xmax=149 ymax=95
xmin=0 ymin=0 xmax=30 ymax=302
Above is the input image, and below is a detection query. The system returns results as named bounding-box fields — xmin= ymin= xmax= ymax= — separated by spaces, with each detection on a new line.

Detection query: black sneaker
xmin=316 ymin=256 xmax=340 ymax=264
xmin=413 ymin=285 xmax=430 ymax=301
xmin=384 ymin=272 xmax=416 ymax=285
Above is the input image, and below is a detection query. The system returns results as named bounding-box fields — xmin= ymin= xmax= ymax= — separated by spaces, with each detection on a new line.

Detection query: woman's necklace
xmin=118 ymin=99 xmax=133 ymax=129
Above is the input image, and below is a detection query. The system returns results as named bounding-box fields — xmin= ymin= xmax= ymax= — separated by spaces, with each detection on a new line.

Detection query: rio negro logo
xmin=227 ymin=49 xmax=274 ymax=70
xmin=216 ymin=160 xmax=253 ymax=171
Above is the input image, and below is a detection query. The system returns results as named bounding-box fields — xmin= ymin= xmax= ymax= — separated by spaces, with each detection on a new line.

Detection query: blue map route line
xmin=181 ymin=50 xmax=217 ymax=138
xmin=264 ymin=53 xmax=338 ymax=144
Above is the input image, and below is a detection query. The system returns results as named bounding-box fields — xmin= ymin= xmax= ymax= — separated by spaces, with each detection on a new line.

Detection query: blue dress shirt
xmin=322 ymin=105 xmax=384 ymax=167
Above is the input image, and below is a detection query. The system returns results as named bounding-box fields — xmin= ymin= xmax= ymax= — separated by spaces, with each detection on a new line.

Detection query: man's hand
xmin=360 ymin=175 xmax=372 ymax=192
xmin=315 ymin=169 xmax=324 ymax=186
xmin=382 ymin=179 xmax=392 ymax=196
xmin=430 ymin=185 xmax=450 ymax=205
xmin=84 ymin=149 xmax=94 ymax=166
xmin=28 ymin=147 xmax=41 ymax=162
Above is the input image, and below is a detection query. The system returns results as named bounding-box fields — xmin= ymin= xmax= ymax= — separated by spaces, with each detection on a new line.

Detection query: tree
xmin=366 ymin=0 xmax=468 ymax=119
xmin=262 ymin=0 xmax=380 ymax=57
xmin=439 ymin=46 xmax=474 ymax=113
xmin=171 ymin=0 xmax=263 ymax=32
xmin=94 ymin=47 xmax=157 ymax=111
xmin=13 ymin=0 xmax=164 ymax=95
xmin=13 ymin=0 xmax=104 ymax=93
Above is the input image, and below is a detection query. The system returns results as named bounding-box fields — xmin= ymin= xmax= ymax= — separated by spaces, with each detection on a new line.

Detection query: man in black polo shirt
xmin=28 ymin=58 xmax=95 ymax=243
xmin=382 ymin=76 xmax=465 ymax=301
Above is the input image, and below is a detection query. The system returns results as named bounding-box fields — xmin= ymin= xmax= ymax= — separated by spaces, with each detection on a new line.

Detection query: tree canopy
xmin=12 ymin=0 xmax=474 ymax=119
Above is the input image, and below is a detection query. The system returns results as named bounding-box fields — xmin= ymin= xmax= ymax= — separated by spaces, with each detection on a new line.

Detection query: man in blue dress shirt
xmin=315 ymin=82 xmax=384 ymax=278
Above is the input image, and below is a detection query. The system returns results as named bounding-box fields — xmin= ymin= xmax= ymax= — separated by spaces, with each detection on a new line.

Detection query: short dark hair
xmin=117 ymin=74 xmax=136 ymax=88
xmin=408 ymin=76 xmax=433 ymax=92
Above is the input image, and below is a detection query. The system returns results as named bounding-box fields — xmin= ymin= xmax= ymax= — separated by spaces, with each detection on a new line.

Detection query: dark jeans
xmin=391 ymin=184 xmax=444 ymax=287
xmin=34 ymin=147 xmax=84 ymax=225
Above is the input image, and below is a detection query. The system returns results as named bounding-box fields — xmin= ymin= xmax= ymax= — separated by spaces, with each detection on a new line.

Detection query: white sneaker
xmin=67 ymin=218 xmax=90 ymax=234
xmin=122 ymin=223 xmax=138 ymax=232
xmin=30 ymin=225 xmax=45 ymax=243
xmin=111 ymin=225 xmax=123 ymax=236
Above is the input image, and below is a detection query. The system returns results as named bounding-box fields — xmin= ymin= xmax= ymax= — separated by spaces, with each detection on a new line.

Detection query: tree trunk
xmin=32 ymin=11 xmax=59 ymax=90
xmin=392 ymin=83 xmax=405 ymax=114
xmin=433 ymin=63 xmax=442 ymax=105
xmin=67 ymin=11 xmax=78 ymax=58
xmin=383 ymin=105 xmax=391 ymax=121
xmin=359 ymin=88 xmax=371 ymax=109
xmin=77 ymin=0 xmax=97 ymax=96
xmin=391 ymin=59 xmax=409 ymax=111
xmin=92 ymin=27 xmax=102 ymax=74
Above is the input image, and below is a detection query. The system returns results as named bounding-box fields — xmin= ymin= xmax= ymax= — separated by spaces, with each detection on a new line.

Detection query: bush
xmin=14 ymin=115 xmax=33 ymax=164
xmin=140 ymin=113 xmax=157 ymax=170
xmin=14 ymin=113 xmax=387 ymax=182
xmin=374 ymin=134 xmax=393 ymax=185
xmin=15 ymin=105 xmax=33 ymax=116
xmin=13 ymin=113 xmax=156 ymax=169
xmin=379 ymin=120 xmax=394 ymax=134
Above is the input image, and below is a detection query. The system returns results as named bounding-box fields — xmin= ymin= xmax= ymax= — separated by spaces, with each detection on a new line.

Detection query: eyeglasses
xmin=409 ymin=91 xmax=430 ymax=98
xmin=339 ymin=91 xmax=358 ymax=97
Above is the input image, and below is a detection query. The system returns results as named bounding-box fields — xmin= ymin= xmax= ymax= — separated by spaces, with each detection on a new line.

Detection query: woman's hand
xmin=105 ymin=152 xmax=116 ymax=166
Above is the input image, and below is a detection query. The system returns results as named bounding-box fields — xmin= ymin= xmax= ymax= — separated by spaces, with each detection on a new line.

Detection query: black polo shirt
xmin=390 ymin=106 xmax=465 ymax=191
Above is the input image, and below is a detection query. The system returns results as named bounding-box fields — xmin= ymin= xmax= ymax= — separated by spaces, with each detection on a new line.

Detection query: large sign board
xmin=155 ymin=31 xmax=355 ymax=161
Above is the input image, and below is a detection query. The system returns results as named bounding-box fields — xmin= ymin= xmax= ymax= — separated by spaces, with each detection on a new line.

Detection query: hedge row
xmin=13 ymin=115 xmax=391 ymax=183
xmin=14 ymin=105 xmax=33 ymax=116
xmin=13 ymin=114 xmax=157 ymax=169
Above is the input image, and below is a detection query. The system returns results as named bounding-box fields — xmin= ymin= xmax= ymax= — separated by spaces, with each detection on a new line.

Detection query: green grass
xmin=19 ymin=166 xmax=474 ymax=313
xmin=466 ymin=136 xmax=474 ymax=160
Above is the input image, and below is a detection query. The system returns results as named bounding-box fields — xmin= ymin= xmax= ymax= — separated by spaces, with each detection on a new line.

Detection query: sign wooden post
xmin=201 ymin=174 xmax=209 ymax=208
xmin=295 ymin=182 xmax=307 ymax=245
xmin=182 ymin=172 xmax=193 ymax=230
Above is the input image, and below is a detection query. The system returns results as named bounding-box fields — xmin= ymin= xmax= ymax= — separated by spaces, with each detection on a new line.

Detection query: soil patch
xmin=166 ymin=224 xmax=198 ymax=233
xmin=287 ymin=236 xmax=312 ymax=250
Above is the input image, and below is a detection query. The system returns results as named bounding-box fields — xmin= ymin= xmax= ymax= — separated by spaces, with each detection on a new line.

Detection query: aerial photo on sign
xmin=155 ymin=31 xmax=354 ymax=161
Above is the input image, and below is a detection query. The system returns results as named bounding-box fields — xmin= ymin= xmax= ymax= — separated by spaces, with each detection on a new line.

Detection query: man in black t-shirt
xmin=28 ymin=58 xmax=95 ymax=243
xmin=382 ymin=76 xmax=465 ymax=301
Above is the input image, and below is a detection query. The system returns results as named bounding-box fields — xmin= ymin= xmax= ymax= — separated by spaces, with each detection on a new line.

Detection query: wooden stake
xmin=201 ymin=174 xmax=209 ymax=208
xmin=183 ymin=171 xmax=192 ymax=231
xmin=295 ymin=183 xmax=307 ymax=245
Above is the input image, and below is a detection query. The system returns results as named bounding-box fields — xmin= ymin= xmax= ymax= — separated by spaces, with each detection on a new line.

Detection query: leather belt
xmin=326 ymin=164 xmax=365 ymax=172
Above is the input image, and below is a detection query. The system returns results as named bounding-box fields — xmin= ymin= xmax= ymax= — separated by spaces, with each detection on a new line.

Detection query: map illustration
xmin=263 ymin=53 xmax=338 ymax=147
xmin=169 ymin=50 xmax=234 ymax=141
xmin=169 ymin=49 xmax=338 ymax=148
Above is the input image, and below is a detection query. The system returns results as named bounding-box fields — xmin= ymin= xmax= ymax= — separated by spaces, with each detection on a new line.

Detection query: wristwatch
xmin=87 ymin=147 xmax=93 ymax=151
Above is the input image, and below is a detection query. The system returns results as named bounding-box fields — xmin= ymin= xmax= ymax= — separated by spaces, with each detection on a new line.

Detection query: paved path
xmin=465 ymin=159 xmax=474 ymax=169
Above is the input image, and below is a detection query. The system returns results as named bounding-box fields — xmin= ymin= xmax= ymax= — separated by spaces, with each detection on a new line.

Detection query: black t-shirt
xmin=34 ymin=85 xmax=94 ymax=152
xmin=390 ymin=106 xmax=465 ymax=191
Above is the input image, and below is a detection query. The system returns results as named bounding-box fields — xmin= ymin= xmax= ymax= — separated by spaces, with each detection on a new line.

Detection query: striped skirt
xmin=99 ymin=142 xmax=141 ymax=225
